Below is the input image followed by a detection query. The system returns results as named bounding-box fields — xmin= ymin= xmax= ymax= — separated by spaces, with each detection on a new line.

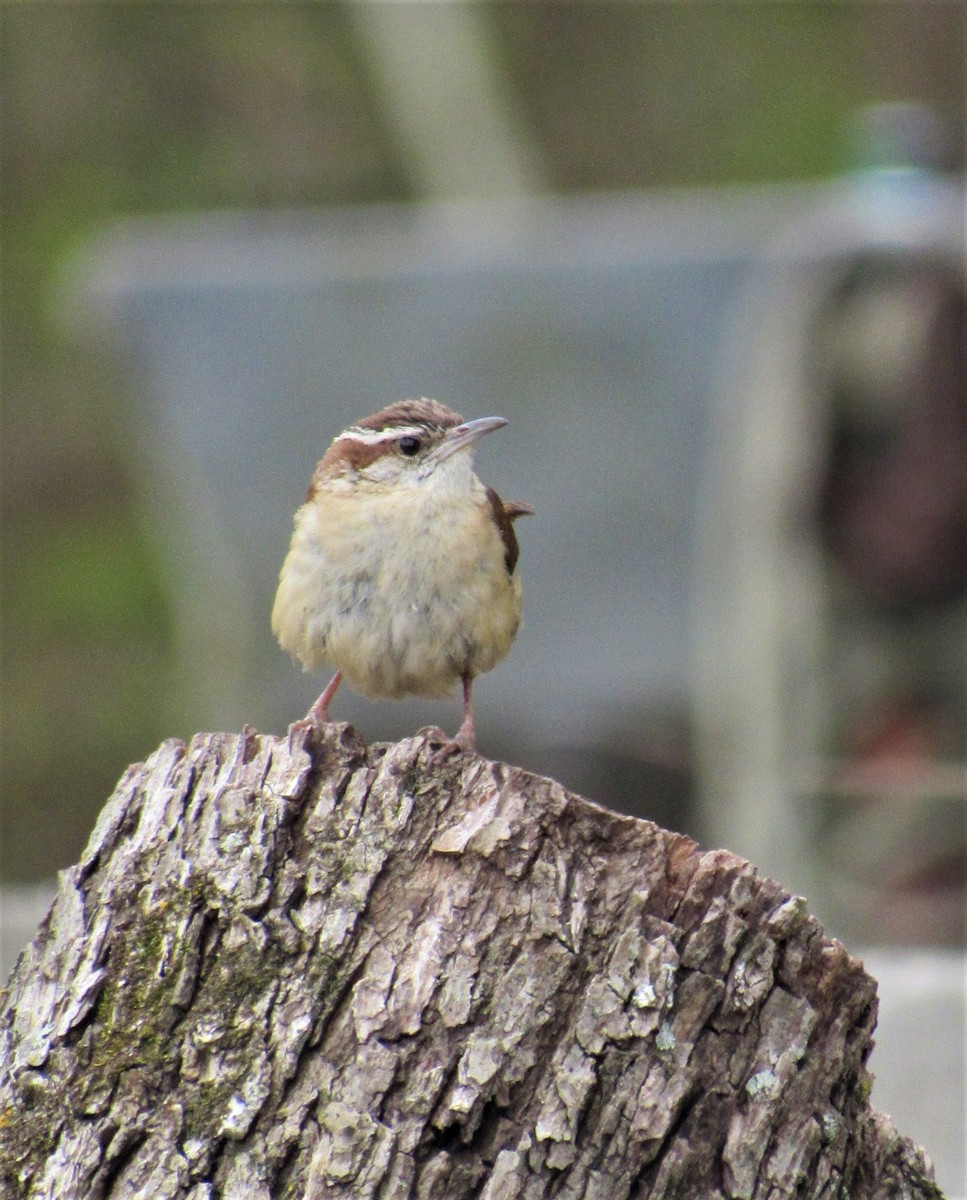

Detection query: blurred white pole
xmin=347 ymin=2 xmax=544 ymax=201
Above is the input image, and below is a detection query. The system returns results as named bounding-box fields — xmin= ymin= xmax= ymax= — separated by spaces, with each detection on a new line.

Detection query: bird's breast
xmin=272 ymin=483 xmax=522 ymax=698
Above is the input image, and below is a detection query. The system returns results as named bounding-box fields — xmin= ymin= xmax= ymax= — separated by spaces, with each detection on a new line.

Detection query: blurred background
xmin=1 ymin=3 xmax=964 ymax=1189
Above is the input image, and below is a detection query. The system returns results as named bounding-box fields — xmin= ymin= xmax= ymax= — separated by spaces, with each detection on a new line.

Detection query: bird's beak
xmin=431 ymin=416 xmax=508 ymax=464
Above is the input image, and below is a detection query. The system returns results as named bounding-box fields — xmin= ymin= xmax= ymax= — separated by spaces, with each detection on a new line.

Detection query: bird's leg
xmin=455 ymin=672 xmax=477 ymax=749
xmin=433 ymin=673 xmax=476 ymax=763
xmin=302 ymin=670 xmax=342 ymax=727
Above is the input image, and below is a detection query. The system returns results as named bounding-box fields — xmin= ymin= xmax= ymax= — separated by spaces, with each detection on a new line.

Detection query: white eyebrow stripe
xmin=335 ymin=425 xmax=426 ymax=446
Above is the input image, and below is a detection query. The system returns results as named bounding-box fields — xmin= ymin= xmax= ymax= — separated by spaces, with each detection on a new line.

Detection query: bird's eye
xmin=398 ymin=436 xmax=422 ymax=457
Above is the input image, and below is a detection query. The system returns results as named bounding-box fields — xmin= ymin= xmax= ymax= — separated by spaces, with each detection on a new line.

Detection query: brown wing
xmin=486 ymin=487 xmax=533 ymax=574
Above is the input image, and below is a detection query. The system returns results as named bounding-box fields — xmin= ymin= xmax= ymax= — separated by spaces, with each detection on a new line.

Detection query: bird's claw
xmin=430 ymin=724 xmax=475 ymax=766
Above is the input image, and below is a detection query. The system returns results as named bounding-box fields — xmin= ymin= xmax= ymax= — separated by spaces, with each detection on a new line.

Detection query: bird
xmin=272 ymin=397 xmax=531 ymax=757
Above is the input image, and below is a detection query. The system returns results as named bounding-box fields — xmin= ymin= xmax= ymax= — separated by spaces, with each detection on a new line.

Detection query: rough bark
xmin=0 ymin=724 xmax=943 ymax=1200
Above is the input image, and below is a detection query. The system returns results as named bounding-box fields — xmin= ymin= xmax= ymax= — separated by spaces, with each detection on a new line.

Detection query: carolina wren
xmin=272 ymin=397 xmax=531 ymax=755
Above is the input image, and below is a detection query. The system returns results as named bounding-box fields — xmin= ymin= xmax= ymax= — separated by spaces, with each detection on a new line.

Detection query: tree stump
xmin=0 ymin=724 xmax=943 ymax=1199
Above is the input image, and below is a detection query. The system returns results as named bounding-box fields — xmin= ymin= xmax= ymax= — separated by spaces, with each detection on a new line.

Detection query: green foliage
xmin=1 ymin=1 xmax=963 ymax=882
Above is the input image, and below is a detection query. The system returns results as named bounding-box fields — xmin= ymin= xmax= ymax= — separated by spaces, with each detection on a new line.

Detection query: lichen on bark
xmin=0 ymin=723 xmax=944 ymax=1199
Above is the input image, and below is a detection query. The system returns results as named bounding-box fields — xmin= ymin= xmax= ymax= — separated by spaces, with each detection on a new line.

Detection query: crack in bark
xmin=92 ymin=1125 xmax=149 ymax=1198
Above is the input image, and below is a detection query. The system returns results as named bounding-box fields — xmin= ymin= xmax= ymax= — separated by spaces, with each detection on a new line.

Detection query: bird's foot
xmin=430 ymin=719 xmax=476 ymax=766
xmin=291 ymin=671 xmax=343 ymax=735
xmin=291 ymin=703 xmax=331 ymax=736
xmin=290 ymin=713 xmax=326 ymax=736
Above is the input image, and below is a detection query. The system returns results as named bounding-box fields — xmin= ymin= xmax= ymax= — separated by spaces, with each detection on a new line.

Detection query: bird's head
xmin=309 ymin=398 xmax=508 ymax=497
